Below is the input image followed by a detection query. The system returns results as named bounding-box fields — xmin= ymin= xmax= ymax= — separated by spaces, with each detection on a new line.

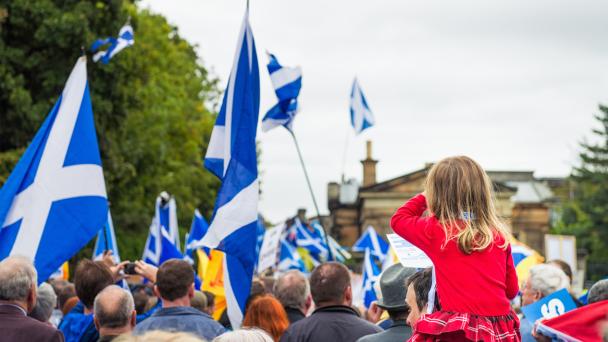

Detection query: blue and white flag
xmin=350 ymin=78 xmax=374 ymax=134
xmin=310 ymin=220 xmax=351 ymax=262
xmin=352 ymin=226 xmax=389 ymax=262
xmin=91 ymin=23 xmax=134 ymax=64
xmin=262 ymin=53 xmax=302 ymax=132
xmin=184 ymin=209 xmax=209 ymax=264
xmin=293 ymin=219 xmax=328 ymax=261
xmin=194 ymin=7 xmax=260 ymax=329
xmin=0 ymin=57 xmax=108 ymax=282
xmin=278 ymin=238 xmax=306 ymax=273
xmin=93 ymin=210 xmax=121 ymax=263
xmin=361 ymin=248 xmax=381 ymax=308
xmin=142 ymin=194 xmax=182 ymax=266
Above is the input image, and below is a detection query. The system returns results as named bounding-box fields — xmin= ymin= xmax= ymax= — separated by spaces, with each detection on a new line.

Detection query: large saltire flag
xmin=511 ymin=238 xmax=544 ymax=287
xmin=261 ymin=53 xmax=302 ymax=132
xmin=0 ymin=57 xmax=108 ymax=283
xmin=142 ymin=194 xmax=183 ymax=266
xmin=352 ymin=226 xmax=389 ymax=262
xmin=193 ymin=6 xmax=260 ymax=329
xmin=361 ymin=248 xmax=381 ymax=308
xmin=93 ymin=210 xmax=121 ymax=263
xmin=185 ymin=209 xmax=210 ymax=264
xmin=350 ymin=78 xmax=375 ymax=134
xmin=91 ymin=23 xmax=135 ymax=64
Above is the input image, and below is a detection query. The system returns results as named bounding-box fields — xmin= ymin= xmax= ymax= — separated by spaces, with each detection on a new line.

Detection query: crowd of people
xmin=1 ymin=156 xmax=607 ymax=342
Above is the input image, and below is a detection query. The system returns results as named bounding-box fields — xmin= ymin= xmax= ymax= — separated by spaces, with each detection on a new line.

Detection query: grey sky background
xmin=141 ymin=0 xmax=608 ymax=223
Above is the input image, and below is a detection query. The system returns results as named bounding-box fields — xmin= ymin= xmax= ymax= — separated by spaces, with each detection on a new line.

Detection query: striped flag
xmin=350 ymin=78 xmax=374 ymax=134
xmin=91 ymin=23 xmax=134 ymax=64
xmin=185 ymin=209 xmax=209 ymax=264
xmin=93 ymin=210 xmax=121 ymax=263
xmin=262 ymin=53 xmax=302 ymax=132
xmin=278 ymin=238 xmax=306 ymax=273
xmin=352 ymin=226 xmax=389 ymax=262
xmin=193 ymin=7 xmax=260 ymax=329
xmin=361 ymin=248 xmax=381 ymax=308
xmin=142 ymin=193 xmax=183 ymax=266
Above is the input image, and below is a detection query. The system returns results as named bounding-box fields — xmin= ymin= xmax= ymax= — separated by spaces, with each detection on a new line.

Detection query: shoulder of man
xmin=22 ymin=316 xmax=65 ymax=341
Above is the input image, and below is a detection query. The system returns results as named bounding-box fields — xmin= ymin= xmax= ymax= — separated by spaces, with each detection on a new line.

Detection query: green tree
xmin=554 ymin=105 xmax=608 ymax=280
xmin=0 ymin=0 xmax=220 ymax=260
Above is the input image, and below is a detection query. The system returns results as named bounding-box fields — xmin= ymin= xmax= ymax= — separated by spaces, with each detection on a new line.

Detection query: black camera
xmin=124 ymin=262 xmax=137 ymax=275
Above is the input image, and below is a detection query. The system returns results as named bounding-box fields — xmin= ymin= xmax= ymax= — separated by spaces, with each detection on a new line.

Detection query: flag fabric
xmin=185 ymin=209 xmax=210 ymax=264
xmin=142 ymin=194 xmax=183 ymax=266
xmin=350 ymin=78 xmax=374 ymax=134
xmin=194 ymin=7 xmax=260 ymax=329
xmin=49 ymin=261 xmax=70 ymax=281
xmin=0 ymin=57 xmax=108 ymax=283
xmin=536 ymin=300 xmax=608 ymax=342
xmin=311 ymin=220 xmax=351 ymax=262
xmin=382 ymin=247 xmax=399 ymax=271
xmin=91 ymin=23 xmax=134 ymax=64
xmin=278 ymin=238 xmax=306 ymax=273
xmin=202 ymin=249 xmax=227 ymax=321
xmin=292 ymin=219 xmax=328 ymax=262
xmin=511 ymin=238 xmax=544 ymax=287
xmin=261 ymin=53 xmax=302 ymax=132
xmin=361 ymin=248 xmax=381 ymax=308
xmin=93 ymin=210 xmax=121 ymax=263
xmin=352 ymin=226 xmax=389 ymax=262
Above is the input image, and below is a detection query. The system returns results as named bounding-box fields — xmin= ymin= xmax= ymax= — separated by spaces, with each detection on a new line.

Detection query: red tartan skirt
xmin=408 ymin=310 xmax=521 ymax=342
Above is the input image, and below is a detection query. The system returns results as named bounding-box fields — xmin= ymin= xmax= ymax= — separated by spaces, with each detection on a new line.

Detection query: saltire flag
xmin=261 ymin=53 xmax=302 ymax=132
xmin=0 ymin=57 xmax=108 ymax=283
xmin=511 ymin=238 xmax=544 ymax=287
xmin=91 ymin=23 xmax=134 ymax=64
xmin=185 ymin=209 xmax=210 ymax=264
xmin=352 ymin=226 xmax=389 ymax=262
xmin=93 ymin=210 xmax=120 ymax=263
xmin=536 ymin=300 xmax=608 ymax=342
xmin=292 ymin=218 xmax=328 ymax=262
xmin=278 ymin=238 xmax=306 ymax=273
xmin=311 ymin=220 xmax=351 ymax=262
xmin=193 ymin=6 xmax=260 ymax=329
xmin=361 ymin=248 xmax=381 ymax=308
xmin=350 ymin=78 xmax=374 ymax=134
xmin=255 ymin=216 xmax=266 ymax=264
xmin=142 ymin=194 xmax=183 ymax=266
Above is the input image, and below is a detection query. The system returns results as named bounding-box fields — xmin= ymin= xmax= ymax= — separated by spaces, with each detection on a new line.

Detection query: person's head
xmin=376 ymin=264 xmax=417 ymax=321
xmin=212 ymin=328 xmax=274 ymax=342
xmin=405 ymin=268 xmax=433 ymax=327
xmin=57 ymin=282 xmax=76 ymax=311
xmin=49 ymin=279 xmax=69 ymax=307
xmin=93 ymin=285 xmax=136 ymax=336
xmin=132 ymin=289 xmax=150 ymax=314
xmin=246 ymin=277 xmax=268 ymax=309
xmin=203 ymin=291 xmax=216 ymax=316
xmin=154 ymin=259 xmax=195 ymax=305
xmin=114 ymin=330 xmax=205 ymax=342
xmin=29 ymin=282 xmax=57 ymax=322
xmin=588 ymin=279 xmax=608 ymax=304
xmin=191 ymin=291 xmax=208 ymax=313
xmin=547 ymin=260 xmax=574 ymax=285
xmin=0 ymin=256 xmax=38 ymax=312
xmin=273 ymin=270 xmax=312 ymax=314
xmin=62 ymin=296 xmax=79 ymax=316
xmin=522 ymin=264 xmax=570 ymax=306
xmin=309 ymin=262 xmax=352 ymax=307
xmin=425 ymin=156 xmax=510 ymax=254
xmin=243 ymin=294 xmax=289 ymax=342
xmin=74 ymin=259 xmax=114 ymax=310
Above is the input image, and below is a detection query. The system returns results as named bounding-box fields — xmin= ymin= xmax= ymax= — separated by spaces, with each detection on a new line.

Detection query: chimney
xmin=361 ymin=140 xmax=378 ymax=186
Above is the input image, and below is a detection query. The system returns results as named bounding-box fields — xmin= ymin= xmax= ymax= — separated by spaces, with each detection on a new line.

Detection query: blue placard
xmin=521 ymin=288 xmax=577 ymax=322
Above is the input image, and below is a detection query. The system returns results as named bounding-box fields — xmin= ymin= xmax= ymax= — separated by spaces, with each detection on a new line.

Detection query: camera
xmin=124 ymin=262 xmax=137 ymax=275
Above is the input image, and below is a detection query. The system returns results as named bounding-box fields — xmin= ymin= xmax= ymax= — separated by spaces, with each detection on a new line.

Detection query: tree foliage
xmin=553 ymin=105 xmax=608 ymax=280
xmin=0 ymin=0 xmax=220 ymax=260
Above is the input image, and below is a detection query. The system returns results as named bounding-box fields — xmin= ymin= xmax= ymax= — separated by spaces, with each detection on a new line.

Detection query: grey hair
xmin=29 ymin=283 xmax=57 ymax=322
xmin=528 ymin=264 xmax=570 ymax=297
xmin=212 ymin=328 xmax=274 ymax=342
xmin=0 ymin=256 xmax=37 ymax=301
xmin=588 ymin=279 xmax=608 ymax=304
xmin=273 ymin=270 xmax=310 ymax=310
xmin=94 ymin=285 xmax=134 ymax=328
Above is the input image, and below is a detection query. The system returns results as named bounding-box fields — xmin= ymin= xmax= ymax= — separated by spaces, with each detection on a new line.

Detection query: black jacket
xmin=280 ymin=305 xmax=382 ymax=342
xmin=356 ymin=320 xmax=412 ymax=342
xmin=284 ymin=306 xmax=306 ymax=324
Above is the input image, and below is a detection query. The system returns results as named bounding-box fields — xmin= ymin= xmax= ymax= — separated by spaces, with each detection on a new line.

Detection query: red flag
xmin=536 ymin=301 xmax=608 ymax=342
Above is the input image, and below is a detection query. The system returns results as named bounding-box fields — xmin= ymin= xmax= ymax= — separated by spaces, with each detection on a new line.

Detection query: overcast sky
xmin=141 ymin=0 xmax=608 ymax=223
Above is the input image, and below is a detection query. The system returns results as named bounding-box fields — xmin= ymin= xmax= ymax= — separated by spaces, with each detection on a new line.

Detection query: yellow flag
xmin=196 ymin=249 xmax=210 ymax=280
xmin=202 ymin=249 xmax=226 ymax=320
xmin=511 ymin=238 xmax=544 ymax=287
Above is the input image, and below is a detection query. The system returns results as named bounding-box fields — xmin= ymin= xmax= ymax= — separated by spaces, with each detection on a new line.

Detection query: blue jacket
xmin=58 ymin=311 xmax=96 ymax=342
xmin=134 ymin=306 xmax=225 ymax=340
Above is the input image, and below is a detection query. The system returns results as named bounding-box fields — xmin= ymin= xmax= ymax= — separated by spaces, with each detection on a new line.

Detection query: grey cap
xmin=376 ymin=264 xmax=417 ymax=310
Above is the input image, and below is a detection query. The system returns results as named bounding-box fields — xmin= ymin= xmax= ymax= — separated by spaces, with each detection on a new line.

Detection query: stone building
xmin=326 ymin=141 xmax=565 ymax=253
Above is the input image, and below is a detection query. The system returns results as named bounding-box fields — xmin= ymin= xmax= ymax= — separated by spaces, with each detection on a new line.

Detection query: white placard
xmin=257 ymin=224 xmax=284 ymax=272
xmin=386 ymin=233 xmax=433 ymax=268
xmin=544 ymin=234 xmax=577 ymax=273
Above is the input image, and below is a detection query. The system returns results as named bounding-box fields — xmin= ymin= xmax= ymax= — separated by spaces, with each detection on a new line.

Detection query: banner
xmin=256 ymin=224 xmax=283 ymax=273
xmin=386 ymin=233 xmax=433 ymax=268
xmin=521 ymin=288 xmax=577 ymax=323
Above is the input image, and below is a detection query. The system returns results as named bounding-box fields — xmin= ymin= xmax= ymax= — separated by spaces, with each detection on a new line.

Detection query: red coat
xmin=391 ymin=193 xmax=519 ymax=316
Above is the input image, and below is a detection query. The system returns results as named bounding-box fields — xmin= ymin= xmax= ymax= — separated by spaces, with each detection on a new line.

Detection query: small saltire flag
xmin=91 ymin=23 xmax=134 ymax=64
xmin=278 ymin=238 xmax=306 ymax=273
xmin=361 ymin=248 xmax=381 ymax=308
xmin=194 ymin=6 xmax=260 ymax=329
xmin=185 ymin=209 xmax=210 ymax=264
xmin=142 ymin=194 xmax=183 ymax=266
xmin=0 ymin=57 xmax=108 ymax=283
xmin=350 ymin=78 xmax=375 ymax=134
xmin=293 ymin=219 xmax=328 ymax=262
xmin=352 ymin=226 xmax=389 ymax=262
xmin=311 ymin=220 xmax=351 ymax=262
xmin=261 ymin=53 xmax=302 ymax=132
xmin=93 ymin=210 xmax=121 ymax=263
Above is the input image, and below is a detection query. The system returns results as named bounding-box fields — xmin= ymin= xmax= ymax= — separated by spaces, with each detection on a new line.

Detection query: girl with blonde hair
xmin=391 ymin=156 xmax=520 ymax=341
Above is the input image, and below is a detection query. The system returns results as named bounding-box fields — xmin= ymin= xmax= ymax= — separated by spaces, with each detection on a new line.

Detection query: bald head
xmin=94 ymin=285 xmax=135 ymax=331
xmin=0 ymin=256 xmax=37 ymax=310
xmin=274 ymin=270 xmax=310 ymax=311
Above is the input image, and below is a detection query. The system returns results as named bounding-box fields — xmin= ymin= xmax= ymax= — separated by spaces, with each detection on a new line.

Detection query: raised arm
xmin=390 ymin=193 xmax=435 ymax=250
xmin=505 ymin=244 xmax=520 ymax=300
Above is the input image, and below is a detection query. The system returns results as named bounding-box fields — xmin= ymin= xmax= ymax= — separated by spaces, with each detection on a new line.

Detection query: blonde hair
xmin=425 ymin=156 xmax=510 ymax=254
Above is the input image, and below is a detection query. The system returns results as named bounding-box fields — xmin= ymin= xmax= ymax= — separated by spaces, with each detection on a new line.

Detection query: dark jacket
xmin=285 ymin=306 xmax=306 ymax=324
xmin=133 ymin=306 xmax=225 ymax=340
xmin=0 ymin=304 xmax=64 ymax=342
xmin=280 ymin=305 xmax=382 ymax=342
xmin=356 ymin=320 xmax=412 ymax=342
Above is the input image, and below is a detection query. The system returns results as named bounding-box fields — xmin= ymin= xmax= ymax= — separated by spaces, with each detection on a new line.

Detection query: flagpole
xmin=103 ymin=224 xmax=110 ymax=252
xmin=287 ymin=129 xmax=334 ymax=261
